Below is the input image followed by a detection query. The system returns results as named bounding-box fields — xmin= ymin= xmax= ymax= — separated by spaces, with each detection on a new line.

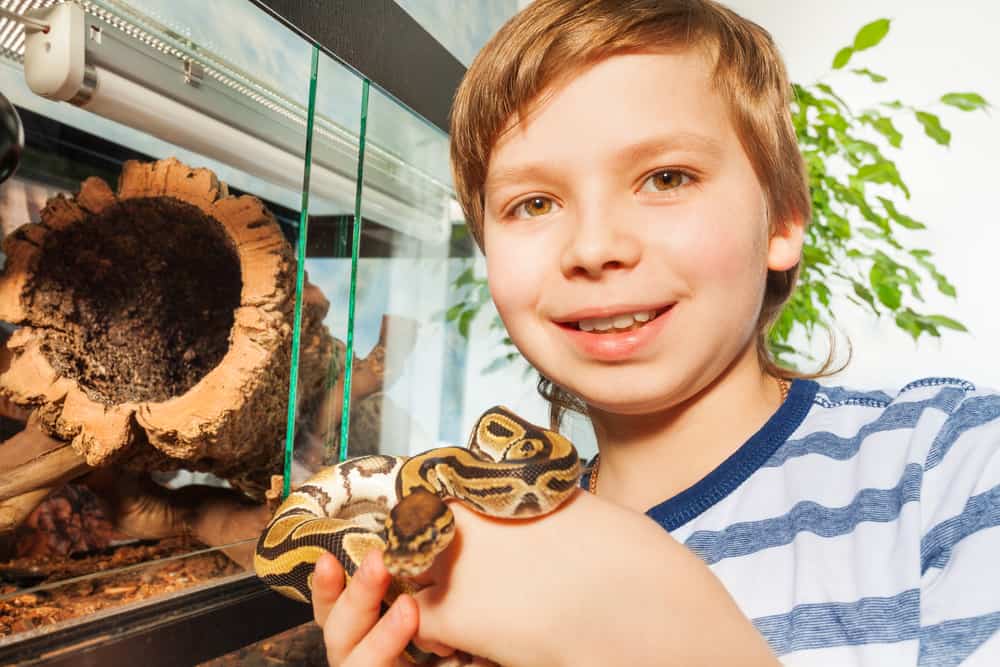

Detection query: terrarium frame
xmin=0 ymin=1 xmax=466 ymax=664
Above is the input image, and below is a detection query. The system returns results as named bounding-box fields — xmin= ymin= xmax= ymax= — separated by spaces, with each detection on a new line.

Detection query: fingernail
xmin=362 ymin=550 xmax=378 ymax=578
xmin=315 ymin=554 xmax=329 ymax=576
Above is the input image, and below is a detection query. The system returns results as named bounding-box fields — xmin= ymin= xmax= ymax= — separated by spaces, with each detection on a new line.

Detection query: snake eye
xmin=487 ymin=420 xmax=515 ymax=439
xmin=520 ymin=443 xmax=535 ymax=455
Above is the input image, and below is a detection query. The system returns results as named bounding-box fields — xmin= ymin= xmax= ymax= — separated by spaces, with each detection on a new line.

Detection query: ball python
xmin=254 ymin=405 xmax=581 ymax=665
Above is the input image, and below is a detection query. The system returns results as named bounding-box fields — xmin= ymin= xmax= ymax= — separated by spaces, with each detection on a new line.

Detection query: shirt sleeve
xmin=918 ymin=387 xmax=1000 ymax=665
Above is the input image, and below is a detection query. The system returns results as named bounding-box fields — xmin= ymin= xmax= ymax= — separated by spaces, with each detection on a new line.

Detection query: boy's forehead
xmin=487 ymin=50 xmax=733 ymax=180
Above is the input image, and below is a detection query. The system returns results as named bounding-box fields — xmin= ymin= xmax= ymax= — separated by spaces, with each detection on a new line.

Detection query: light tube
xmin=21 ymin=2 xmax=452 ymax=243
xmin=82 ymin=65 xmax=444 ymax=240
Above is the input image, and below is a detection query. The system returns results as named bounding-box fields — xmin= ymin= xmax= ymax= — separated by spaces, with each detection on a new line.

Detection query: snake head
xmin=383 ymin=487 xmax=455 ymax=577
xmin=469 ymin=405 xmax=577 ymax=463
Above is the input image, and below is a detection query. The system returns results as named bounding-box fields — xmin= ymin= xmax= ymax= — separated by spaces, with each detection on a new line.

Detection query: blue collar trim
xmin=644 ymin=378 xmax=818 ymax=530
xmin=580 ymin=379 xmax=819 ymax=531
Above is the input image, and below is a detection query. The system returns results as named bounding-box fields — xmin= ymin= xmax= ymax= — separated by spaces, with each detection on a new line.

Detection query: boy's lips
xmin=553 ymin=303 xmax=675 ymax=361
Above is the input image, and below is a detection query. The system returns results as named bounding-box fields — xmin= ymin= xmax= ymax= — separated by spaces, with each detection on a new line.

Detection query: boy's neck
xmin=587 ymin=348 xmax=786 ymax=514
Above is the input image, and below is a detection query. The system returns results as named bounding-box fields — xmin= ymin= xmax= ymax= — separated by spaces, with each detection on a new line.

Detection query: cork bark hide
xmin=0 ymin=158 xmax=332 ymax=500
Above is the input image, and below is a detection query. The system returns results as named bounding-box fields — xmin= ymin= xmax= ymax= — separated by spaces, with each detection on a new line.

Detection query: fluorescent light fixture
xmin=20 ymin=2 xmax=453 ymax=243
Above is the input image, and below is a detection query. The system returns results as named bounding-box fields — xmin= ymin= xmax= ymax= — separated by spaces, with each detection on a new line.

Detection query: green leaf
xmin=851 ymin=68 xmax=888 ymax=83
xmin=877 ymin=196 xmax=926 ymax=229
xmin=924 ymin=314 xmax=968 ymax=332
xmin=875 ymin=283 xmax=901 ymax=310
xmin=855 ymin=161 xmax=895 ymax=182
xmin=828 ymin=213 xmax=852 ymax=239
xmin=853 ymin=281 xmax=880 ymax=313
xmin=895 ymin=310 xmax=923 ymax=340
xmin=914 ymin=111 xmax=952 ymax=146
xmin=934 ymin=274 xmax=957 ymax=297
xmin=853 ymin=19 xmax=891 ymax=51
xmin=940 ymin=92 xmax=990 ymax=112
xmin=802 ymin=244 xmax=830 ymax=267
xmin=445 ymin=303 xmax=465 ymax=322
xmin=841 ymin=136 xmax=882 ymax=159
xmin=881 ymin=100 xmax=904 ymax=109
xmin=833 ymin=46 xmax=854 ymax=70
xmin=815 ymin=83 xmax=854 ymax=113
xmin=854 ymin=160 xmax=910 ymax=198
xmin=769 ymin=341 xmax=797 ymax=355
xmin=819 ymin=111 xmax=848 ymax=133
xmin=457 ymin=309 xmax=476 ymax=338
xmin=814 ymin=282 xmax=832 ymax=307
xmin=870 ymin=263 xmax=902 ymax=309
xmin=453 ymin=267 xmax=476 ymax=288
xmin=871 ymin=116 xmax=903 ymax=148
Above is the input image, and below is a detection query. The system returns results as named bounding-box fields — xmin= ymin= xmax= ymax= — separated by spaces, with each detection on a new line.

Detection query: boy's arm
xmin=414 ymin=490 xmax=779 ymax=667
xmin=918 ymin=390 xmax=1000 ymax=664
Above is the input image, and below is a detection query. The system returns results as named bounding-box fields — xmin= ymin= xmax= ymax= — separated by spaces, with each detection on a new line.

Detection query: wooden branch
xmin=0 ymin=436 xmax=91 ymax=501
xmin=0 ymin=487 xmax=52 ymax=532
xmin=0 ymin=415 xmax=64 ymax=472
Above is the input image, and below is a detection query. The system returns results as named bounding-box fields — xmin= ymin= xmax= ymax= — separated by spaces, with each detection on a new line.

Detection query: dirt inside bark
xmin=26 ymin=196 xmax=242 ymax=405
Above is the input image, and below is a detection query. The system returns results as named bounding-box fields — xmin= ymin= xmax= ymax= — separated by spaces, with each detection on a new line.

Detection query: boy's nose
xmin=559 ymin=210 xmax=641 ymax=279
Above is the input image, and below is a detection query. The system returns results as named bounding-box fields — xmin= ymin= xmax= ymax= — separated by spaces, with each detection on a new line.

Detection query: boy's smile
xmin=554 ymin=302 xmax=674 ymax=362
xmin=482 ymin=49 xmax=802 ymax=414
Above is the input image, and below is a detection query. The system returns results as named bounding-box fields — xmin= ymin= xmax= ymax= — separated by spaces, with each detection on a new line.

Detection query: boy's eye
xmin=512 ymin=196 xmax=559 ymax=219
xmin=639 ymin=169 xmax=691 ymax=193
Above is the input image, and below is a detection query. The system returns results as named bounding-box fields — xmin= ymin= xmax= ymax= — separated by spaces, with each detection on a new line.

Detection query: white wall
xmin=457 ymin=1 xmax=1000 ymax=451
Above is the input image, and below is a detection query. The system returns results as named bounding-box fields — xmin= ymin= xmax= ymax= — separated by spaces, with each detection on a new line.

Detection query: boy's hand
xmin=311 ymin=549 xmax=419 ymax=667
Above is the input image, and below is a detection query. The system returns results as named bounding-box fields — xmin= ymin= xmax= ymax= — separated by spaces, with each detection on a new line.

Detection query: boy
xmin=310 ymin=1 xmax=1000 ymax=665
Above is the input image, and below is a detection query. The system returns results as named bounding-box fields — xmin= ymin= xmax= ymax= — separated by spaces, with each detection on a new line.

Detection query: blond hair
xmin=450 ymin=0 xmax=836 ymax=427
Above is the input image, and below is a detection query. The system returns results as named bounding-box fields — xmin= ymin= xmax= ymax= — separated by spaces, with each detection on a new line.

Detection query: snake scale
xmin=254 ymin=406 xmax=581 ymax=665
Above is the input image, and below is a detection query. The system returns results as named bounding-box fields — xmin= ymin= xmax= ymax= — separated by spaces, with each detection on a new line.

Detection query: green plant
xmin=446 ymin=18 xmax=991 ymax=372
xmin=775 ymin=17 xmax=989 ymax=362
xmin=445 ymin=262 xmax=524 ymax=374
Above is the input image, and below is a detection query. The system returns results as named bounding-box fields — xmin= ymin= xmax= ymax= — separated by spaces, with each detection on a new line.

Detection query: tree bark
xmin=0 ymin=158 xmax=333 ymax=500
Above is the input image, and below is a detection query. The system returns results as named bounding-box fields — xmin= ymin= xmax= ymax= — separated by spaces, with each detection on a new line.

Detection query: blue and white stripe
xmin=648 ymin=377 xmax=1000 ymax=666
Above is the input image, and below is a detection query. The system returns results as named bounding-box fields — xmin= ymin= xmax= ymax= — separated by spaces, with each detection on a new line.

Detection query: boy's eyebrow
xmin=617 ymin=132 xmax=725 ymax=166
xmin=486 ymin=163 xmax=553 ymax=194
xmin=486 ymin=132 xmax=724 ymax=193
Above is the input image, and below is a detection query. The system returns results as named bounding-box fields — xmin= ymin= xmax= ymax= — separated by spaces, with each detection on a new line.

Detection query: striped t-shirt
xmin=587 ymin=377 xmax=1000 ymax=666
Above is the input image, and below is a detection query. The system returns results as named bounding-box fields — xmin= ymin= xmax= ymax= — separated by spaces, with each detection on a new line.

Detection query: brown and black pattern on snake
xmin=254 ymin=406 xmax=580 ymax=666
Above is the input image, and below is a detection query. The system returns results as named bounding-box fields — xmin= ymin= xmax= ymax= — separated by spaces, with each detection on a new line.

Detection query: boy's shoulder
xmin=795 ymin=375 xmax=999 ymax=465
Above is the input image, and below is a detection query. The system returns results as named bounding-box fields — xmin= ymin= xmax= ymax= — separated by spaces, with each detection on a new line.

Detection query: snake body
xmin=254 ymin=406 xmax=581 ymax=664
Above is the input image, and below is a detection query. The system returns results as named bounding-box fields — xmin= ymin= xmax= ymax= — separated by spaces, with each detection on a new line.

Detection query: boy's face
xmin=482 ymin=50 xmax=802 ymax=415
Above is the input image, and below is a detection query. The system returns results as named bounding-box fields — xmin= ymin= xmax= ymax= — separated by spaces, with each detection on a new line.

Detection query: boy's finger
xmin=412 ymin=635 xmax=456 ymax=658
xmin=312 ymin=552 xmax=345 ymax=627
xmin=324 ymin=550 xmax=392 ymax=663
xmin=348 ymin=595 xmax=419 ymax=666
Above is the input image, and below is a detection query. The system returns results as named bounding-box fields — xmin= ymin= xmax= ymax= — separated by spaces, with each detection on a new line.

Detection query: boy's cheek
xmin=672 ymin=216 xmax=767 ymax=283
xmin=485 ymin=245 xmax=546 ymax=307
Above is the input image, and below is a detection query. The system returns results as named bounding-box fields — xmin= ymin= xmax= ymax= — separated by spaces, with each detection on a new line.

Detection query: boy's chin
xmin=569 ymin=382 xmax=694 ymax=417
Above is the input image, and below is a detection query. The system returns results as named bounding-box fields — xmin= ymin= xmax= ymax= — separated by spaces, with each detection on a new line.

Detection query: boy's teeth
xmin=578 ymin=309 xmax=658 ymax=332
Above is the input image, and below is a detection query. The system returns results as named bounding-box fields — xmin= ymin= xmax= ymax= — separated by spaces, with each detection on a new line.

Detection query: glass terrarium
xmin=0 ymin=0 xmax=515 ymax=662
xmin=0 ymin=0 xmax=317 ymax=651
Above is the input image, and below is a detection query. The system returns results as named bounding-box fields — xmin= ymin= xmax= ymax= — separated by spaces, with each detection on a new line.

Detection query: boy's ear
xmin=767 ymin=214 xmax=806 ymax=272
